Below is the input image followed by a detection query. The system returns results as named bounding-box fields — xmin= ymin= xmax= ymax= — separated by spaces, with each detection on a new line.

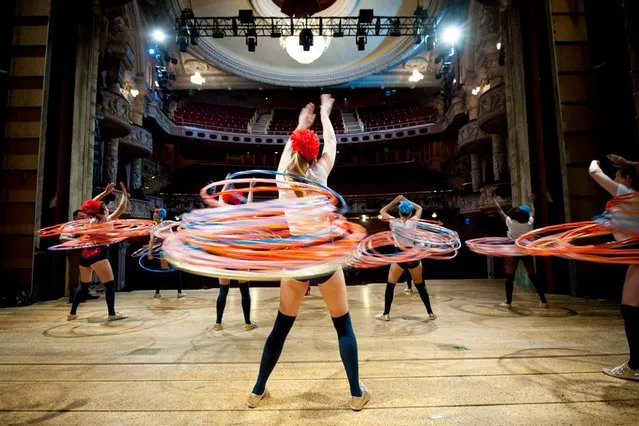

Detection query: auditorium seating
xmin=268 ymin=108 xmax=344 ymax=134
xmin=357 ymin=103 xmax=438 ymax=130
xmin=173 ymin=104 xmax=255 ymax=131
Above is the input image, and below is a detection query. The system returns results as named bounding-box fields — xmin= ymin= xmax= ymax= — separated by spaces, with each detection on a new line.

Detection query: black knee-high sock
xmin=621 ymin=304 xmax=639 ymax=370
xmin=216 ymin=285 xmax=230 ymax=324
xmin=70 ymin=282 xmax=90 ymax=315
xmin=505 ymin=274 xmax=515 ymax=304
xmin=405 ymin=271 xmax=413 ymax=289
xmin=383 ymin=282 xmax=396 ymax=315
xmin=175 ymin=271 xmax=183 ymax=293
xmin=529 ymin=276 xmax=547 ymax=303
xmin=252 ymin=311 xmax=296 ymax=395
xmin=104 ymin=280 xmax=116 ymax=316
xmin=239 ymin=282 xmax=252 ymax=324
xmin=414 ymin=281 xmax=433 ymax=314
xmin=155 ymin=273 xmax=164 ymax=294
xmin=332 ymin=312 xmax=361 ymax=397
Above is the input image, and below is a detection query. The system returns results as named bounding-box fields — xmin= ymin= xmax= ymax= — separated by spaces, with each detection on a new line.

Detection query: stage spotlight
xmin=356 ymin=28 xmax=367 ymax=51
xmin=357 ymin=37 xmax=366 ymax=51
xmin=189 ymin=27 xmax=199 ymax=46
xmin=148 ymin=48 xmax=155 ymax=55
xmin=152 ymin=29 xmax=167 ymax=42
xmin=426 ymin=34 xmax=435 ymax=50
xmin=246 ymin=29 xmax=257 ymax=52
xmin=441 ymin=26 xmax=461 ymax=45
xmin=299 ymin=28 xmax=314 ymax=52
xmin=177 ymin=27 xmax=188 ymax=52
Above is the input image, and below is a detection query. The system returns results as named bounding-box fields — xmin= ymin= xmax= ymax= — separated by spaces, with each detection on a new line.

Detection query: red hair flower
xmin=81 ymin=199 xmax=102 ymax=215
xmin=290 ymin=128 xmax=319 ymax=162
xmin=222 ymin=191 xmax=244 ymax=205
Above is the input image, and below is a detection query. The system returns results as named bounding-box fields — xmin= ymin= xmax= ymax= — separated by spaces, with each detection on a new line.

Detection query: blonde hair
xmin=286 ymin=152 xmax=313 ymax=197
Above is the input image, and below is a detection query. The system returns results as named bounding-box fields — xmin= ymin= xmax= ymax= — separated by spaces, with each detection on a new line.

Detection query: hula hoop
xmin=161 ymin=171 xmax=366 ymax=281
xmin=466 ymin=237 xmax=528 ymax=257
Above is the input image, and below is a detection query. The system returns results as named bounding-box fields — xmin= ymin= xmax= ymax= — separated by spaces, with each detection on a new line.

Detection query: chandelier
xmin=280 ymin=32 xmax=332 ymax=65
xmin=408 ymin=69 xmax=424 ymax=83
xmin=190 ymin=72 xmax=205 ymax=85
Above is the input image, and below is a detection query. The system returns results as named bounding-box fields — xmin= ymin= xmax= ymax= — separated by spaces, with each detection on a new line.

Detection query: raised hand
xmin=320 ymin=94 xmax=334 ymax=117
xmin=298 ymin=103 xmax=316 ymax=129
xmin=607 ymin=154 xmax=635 ymax=169
xmin=105 ymin=183 xmax=116 ymax=194
xmin=589 ymin=160 xmax=601 ymax=174
xmin=249 ymin=178 xmax=256 ymax=188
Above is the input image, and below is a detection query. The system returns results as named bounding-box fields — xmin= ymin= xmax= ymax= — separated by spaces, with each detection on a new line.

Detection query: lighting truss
xmin=175 ymin=7 xmax=436 ymax=44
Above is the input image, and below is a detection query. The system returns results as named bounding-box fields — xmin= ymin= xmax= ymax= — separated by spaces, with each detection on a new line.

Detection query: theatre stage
xmin=0 ymin=280 xmax=637 ymax=425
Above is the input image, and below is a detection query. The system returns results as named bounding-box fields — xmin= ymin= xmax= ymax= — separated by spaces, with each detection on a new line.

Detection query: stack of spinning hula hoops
xmin=38 ymin=170 xmax=463 ymax=278
xmin=466 ymin=192 xmax=639 ymax=264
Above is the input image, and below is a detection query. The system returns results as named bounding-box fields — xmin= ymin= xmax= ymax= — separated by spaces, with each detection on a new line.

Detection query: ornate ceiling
xmin=272 ymin=0 xmax=337 ymax=16
xmin=150 ymin=0 xmax=446 ymax=89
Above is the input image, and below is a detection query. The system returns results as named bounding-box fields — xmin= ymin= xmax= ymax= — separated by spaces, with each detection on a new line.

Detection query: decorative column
xmin=69 ymin=0 xmax=102 ymax=215
xmin=132 ymin=158 xmax=142 ymax=190
xmin=471 ymin=153 xmax=481 ymax=192
xmin=131 ymin=77 xmax=147 ymax=126
xmin=501 ymin=0 xmax=532 ymax=206
xmin=492 ymin=134 xmax=506 ymax=181
xmin=466 ymin=85 xmax=480 ymax=120
xmin=105 ymin=139 xmax=119 ymax=183
xmin=104 ymin=14 xmax=132 ymax=92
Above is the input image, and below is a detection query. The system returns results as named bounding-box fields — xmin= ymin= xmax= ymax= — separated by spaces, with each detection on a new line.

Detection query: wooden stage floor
xmin=0 ymin=280 xmax=638 ymax=425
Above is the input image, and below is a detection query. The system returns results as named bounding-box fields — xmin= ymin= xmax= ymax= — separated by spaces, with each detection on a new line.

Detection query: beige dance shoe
xmin=214 ymin=323 xmax=223 ymax=331
xmin=67 ymin=314 xmax=78 ymax=321
xmin=375 ymin=313 xmax=390 ymax=321
xmin=349 ymin=382 xmax=372 ymax=411
xmin=428 ymin=313 xmax=437 ymax=320
xmin=603 ymin=363 xmax=639 ymax=381
xmin=499 ymin=302 xmax=512 ymax=309
xmin=247 ymin=389 xmax=269 ymax=408
xmin=177 ymin=292 xmax=186 ymax=298
xmin=244 ymin=321 xmax=258 ymax=331
xmin=107 ymin=312 xmax=127 ymax=321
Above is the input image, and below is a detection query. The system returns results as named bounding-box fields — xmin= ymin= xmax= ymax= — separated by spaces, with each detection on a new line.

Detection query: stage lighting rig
xmin=175 ymin=6 xmax=437 ymax=54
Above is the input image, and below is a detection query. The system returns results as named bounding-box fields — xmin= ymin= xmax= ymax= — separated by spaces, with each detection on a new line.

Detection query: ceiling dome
xmin=187 ymin=0 xmax=436 ymax=87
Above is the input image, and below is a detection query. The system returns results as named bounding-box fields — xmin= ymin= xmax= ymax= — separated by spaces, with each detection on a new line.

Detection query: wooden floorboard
xmin=0 ymin=280 xmax=636 ymax=425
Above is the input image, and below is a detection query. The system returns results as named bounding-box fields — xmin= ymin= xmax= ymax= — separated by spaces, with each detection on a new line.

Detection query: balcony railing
xmin=146 ymin=102 xmax=447 ymax=145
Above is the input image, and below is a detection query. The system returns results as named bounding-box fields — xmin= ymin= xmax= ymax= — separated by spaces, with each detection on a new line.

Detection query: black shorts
xmin=392 ymin=246 xmax=420 ymax=270
xmin=79 ymin=246 xmax=109 ymax=267
xmin=398 ymin=260 xmax=421 ymax=270
xmin=295 ymin=270 xmax=337 ymax=286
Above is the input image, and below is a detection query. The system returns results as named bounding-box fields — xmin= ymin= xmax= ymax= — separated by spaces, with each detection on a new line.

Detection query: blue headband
xmin=398 ymin=200 xmax=413 ymax=215
xmin=519 ymin=205 xmax=531 ymax=214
